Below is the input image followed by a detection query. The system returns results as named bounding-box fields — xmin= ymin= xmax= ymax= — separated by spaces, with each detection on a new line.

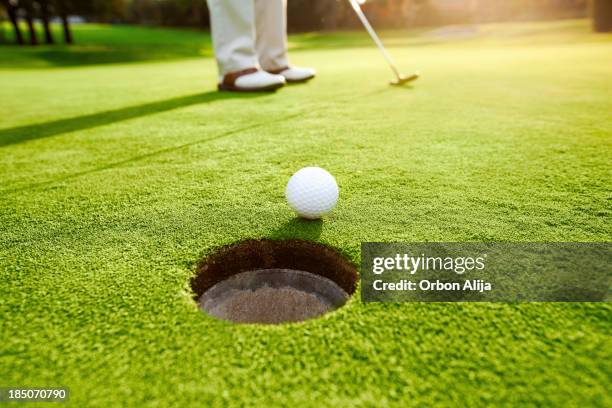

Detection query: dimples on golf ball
xmin=286 ymin=167 xmax=339 ymax=219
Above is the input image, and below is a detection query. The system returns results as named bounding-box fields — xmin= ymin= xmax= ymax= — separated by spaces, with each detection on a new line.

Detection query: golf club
xmin=348 ymin=0 xmax=419 ymax=86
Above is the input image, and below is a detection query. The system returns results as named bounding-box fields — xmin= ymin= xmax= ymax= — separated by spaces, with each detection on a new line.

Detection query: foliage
xmin=0 ymin=0 xmax=596 ymax=45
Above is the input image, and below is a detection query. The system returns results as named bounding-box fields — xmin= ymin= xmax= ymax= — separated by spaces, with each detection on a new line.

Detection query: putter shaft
xmin=348 ymin=0 xmax=402 ymax=80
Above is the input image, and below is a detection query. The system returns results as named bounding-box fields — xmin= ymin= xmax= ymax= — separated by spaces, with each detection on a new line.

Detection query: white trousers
xmin=207 ymin=0 xmax=289 ymax=77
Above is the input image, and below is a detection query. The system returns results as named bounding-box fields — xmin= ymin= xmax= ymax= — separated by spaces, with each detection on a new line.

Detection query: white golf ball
xmin=285 ymin=167 xmax=339 ymax=219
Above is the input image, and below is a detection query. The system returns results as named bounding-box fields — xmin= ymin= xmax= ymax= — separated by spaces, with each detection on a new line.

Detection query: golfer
xmin=207 ymin=0 xmax=316 ymax=92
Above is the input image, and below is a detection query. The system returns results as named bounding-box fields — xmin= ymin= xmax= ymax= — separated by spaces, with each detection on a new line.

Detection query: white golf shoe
xmin=267 ymin=66 xmax=316 ymax=83
xmin=218 ymin=68 xmax=286 ymax=92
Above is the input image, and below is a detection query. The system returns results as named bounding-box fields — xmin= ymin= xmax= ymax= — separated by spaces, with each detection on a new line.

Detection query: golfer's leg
xmin=254 ymin=0 xmax=289 ymax=71
xmin=207 ymin=0 xmax=258 ymax=76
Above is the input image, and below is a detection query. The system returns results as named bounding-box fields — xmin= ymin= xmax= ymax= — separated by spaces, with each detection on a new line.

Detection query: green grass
xmin=0 ymin=23 xmax=212 ymax=67
xmin=1 ymin=19 xmax=611 ymax=407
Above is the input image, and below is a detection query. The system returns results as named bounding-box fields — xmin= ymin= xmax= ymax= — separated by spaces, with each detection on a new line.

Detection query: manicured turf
xmin=1 ymin=20 xmax=610 ymax=407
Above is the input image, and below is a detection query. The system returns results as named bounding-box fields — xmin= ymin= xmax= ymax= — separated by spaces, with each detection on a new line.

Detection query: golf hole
xmin=191 ymin=239 xmax=358 ymax=324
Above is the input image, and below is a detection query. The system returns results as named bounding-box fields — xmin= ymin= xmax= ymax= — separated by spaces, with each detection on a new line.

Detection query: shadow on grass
xmin=1 ymin=87 xmax=388 ymax=194
xmin=2 ymin=109 xmax=306 ymax=194
xmin=0 ymin=45 xmax=212 ymax=68
xmin=0 ymin=91 xmax=265 ymax=147
xmin=0 ymin=23 xmax=211 ymax=68
xmin=270 ymin=218 xmax=323 ymax=241
xmin=0 ymin=25 xmax=438 ymax=69
xmin=37 ymin=46 xmax=208 ymax=67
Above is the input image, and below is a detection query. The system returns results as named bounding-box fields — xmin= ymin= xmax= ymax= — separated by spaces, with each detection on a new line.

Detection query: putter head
xmin=390 ymin=73 xmax=419 ymax=86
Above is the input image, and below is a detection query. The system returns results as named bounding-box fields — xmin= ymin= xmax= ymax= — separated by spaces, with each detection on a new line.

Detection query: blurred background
xmin=1 ymin=0 xmax=611 ymax=47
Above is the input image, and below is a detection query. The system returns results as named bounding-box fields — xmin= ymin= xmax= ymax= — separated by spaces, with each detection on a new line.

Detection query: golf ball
xmin=286 ymin=167 xmax=339 ymax=219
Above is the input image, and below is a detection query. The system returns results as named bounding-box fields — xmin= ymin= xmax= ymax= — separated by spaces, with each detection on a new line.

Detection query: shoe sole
xmin=285 ymin=75 xmax=316 ymax=84
xmin=217 ymin=82 xmax=285 ymax=92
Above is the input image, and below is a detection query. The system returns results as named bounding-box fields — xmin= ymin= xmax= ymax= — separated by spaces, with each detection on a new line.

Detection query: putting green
xmin=1 ymin=20 xmax=610 ymax=407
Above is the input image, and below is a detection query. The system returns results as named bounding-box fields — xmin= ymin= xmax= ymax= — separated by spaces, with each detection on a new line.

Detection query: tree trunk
xmin=2 ymin=0 xmax=24 ymax=44
xmin=593 ymin=0 xmax=612 ymax=32
xmin=60 ymin=13 xmax=72 ymax=43
xmin=37 ymin=0 xmax=54 ymax=44
xmin=55 ymin=0 xmax=72 ymax=44
xmin=24 ymin=2 xmax=38 ymax=45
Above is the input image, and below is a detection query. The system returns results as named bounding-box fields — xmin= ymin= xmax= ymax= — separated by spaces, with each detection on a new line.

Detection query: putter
xmin=348 ymin=0 xmax=419 ymax=86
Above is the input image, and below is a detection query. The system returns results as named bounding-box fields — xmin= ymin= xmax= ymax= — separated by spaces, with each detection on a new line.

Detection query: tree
xmin=49 ymin=0 xmax=128 ymax=44
xmin=593 ymin=0 xmax=612 ymax=32
xmin=52 ymin=0 xmax=72 ymax=44
xmin=21 ymin=0 xmax=38 ymax=45
xmin=1 ymin=0 xmax=24 ymax=44
xmin=0 ymin=11 xmax=4 ymax=43
xmin=36 ymin=0 xmax=54 ymax=44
